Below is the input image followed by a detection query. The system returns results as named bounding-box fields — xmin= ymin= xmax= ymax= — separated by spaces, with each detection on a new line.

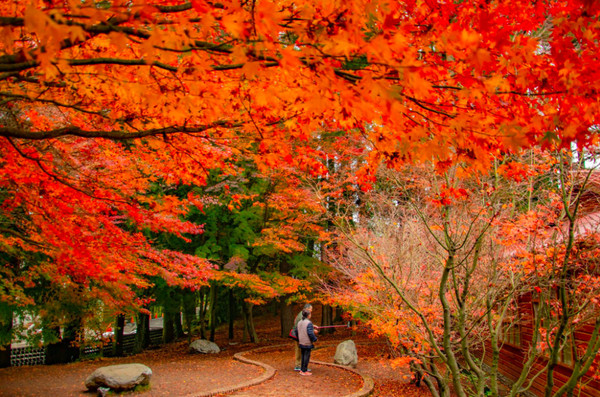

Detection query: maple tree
xmin=498 ymin=151 xmax=600 ymax=397
xmin=327 ymin=148 xmax=600 ymax=397
xmin=0 ymin=0 xmax=599 ymax=379
xmin=326 ymin=163 xmax=512 ymax=397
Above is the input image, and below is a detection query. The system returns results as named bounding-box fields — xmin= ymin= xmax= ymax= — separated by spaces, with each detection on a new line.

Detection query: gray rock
xmin=189 ymin=339 xmax=220 ymax=354
xmin=85 ymin=363 xmax=152 ymax=391
xmin=334 ymin=340 xmax=358 ymax=367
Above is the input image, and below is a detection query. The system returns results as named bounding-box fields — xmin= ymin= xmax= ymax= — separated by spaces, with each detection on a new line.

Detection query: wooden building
xmin=489 ymin=170 xmax=600 ymax=396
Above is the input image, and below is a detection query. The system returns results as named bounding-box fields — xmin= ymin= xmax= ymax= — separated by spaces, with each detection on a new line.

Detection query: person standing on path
xmin=297 ymin=308 xmax=318 ymax=376
xmin=294 ymin=303 xmax=313 ymax=371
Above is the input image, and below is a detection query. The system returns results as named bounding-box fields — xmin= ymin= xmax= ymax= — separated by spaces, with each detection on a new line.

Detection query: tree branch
xmin=0 ymin=121 xmax=241 ymax=140
xmin=0 ymin=92 xmax=108 ymax=117
xmin=67 ymin=58 xmax=178 ymax=71
xmin=0 ymin=17 xmax=24 ymax=27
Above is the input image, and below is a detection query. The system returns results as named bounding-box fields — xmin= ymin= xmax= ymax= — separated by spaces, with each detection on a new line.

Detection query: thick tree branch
xmin=154 ymin=2 xmax=194 ymax=12
xmin=0 ymin=92 xmax=108 ymax=117
xmin=0 ymin=227 xmax=44 ymax=248
xmin=154 ymin=2 xmax=225 ymax=12
xmin=67 ymin=58 xmax=178 ymax=71
xmin=0 ymin=122 xmax=241 ymax=140
xmin=0 ymin=57 xmax=177 ymax=73
xmin=0 ymin=17 xmax=24 ymax=27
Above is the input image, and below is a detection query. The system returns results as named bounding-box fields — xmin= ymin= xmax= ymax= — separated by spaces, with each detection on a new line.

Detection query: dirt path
xmin=0 ymin=341 xmax=262 ymax=397
xmin=224 ymin=346 xmax=363 ymax=397
xmin=0 ymin=325 xmax=432 ymax=396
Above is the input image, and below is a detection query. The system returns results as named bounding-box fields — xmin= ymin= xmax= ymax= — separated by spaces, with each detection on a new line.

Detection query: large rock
xmin=85 ymin=363 xmax=152 ymax=391
xmin=189 ymin=339 xmax=220 ymax=354
xmin=334 ymin=340 xmax=358 ymax=367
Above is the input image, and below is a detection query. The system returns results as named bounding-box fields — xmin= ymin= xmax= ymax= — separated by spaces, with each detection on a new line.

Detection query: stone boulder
xmin=189 ymin=339 xmax=221 ymax=354
xmin=85 ymin=363 xmax=152 ymax=391
xmin=334 ymin=340 xmax=358 ymax=367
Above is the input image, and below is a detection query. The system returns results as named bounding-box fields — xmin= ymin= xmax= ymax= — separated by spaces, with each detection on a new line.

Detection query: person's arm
xmin=307 ymin=322 xmax=318 ymax=343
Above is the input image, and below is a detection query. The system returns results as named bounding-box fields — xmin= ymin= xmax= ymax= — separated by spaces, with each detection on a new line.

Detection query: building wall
xmin=483 ymin=293 xmax=600 ymax=396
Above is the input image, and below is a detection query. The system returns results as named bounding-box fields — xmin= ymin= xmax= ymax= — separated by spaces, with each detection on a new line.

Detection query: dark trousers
xmin=300 ymin=347 xmax=312 ymax=372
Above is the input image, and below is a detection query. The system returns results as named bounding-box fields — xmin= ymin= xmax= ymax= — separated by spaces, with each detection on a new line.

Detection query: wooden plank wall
xmin=481 ymin=293 xmax=600 ymax=396
xmin=484 ymin=342 xmax=600 ymax=397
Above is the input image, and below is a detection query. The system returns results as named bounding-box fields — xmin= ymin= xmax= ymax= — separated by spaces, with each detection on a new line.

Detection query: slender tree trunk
xmin=243 ymin=301 xmax=258 ymax=343
xmin=113 ymin=314 xmax=125 ymax=357
xmin=209 ymin=283 xmax=218 ymax=342
xmin=0 ymin=304 xmax=13 ymax=368
xmin=429 ymin=358 xmax=450 ymax=397
xmin=182 ymin=291 xmax=196 ymax=343
xmin=228 ymin=289 xmax=236 ymax=340
xmin=333 ymin=306 xmax=343 ymax=323
xmin=163 ymin=310 xmax=175 ymax=344
xmin=174 ymin=310 xmax=183 ymax=339
xmin=280 ymin=298 xmax=293 ymax=338
xmin=321 ymin=304 xmax=334 ymax=335
xmin=439 ymin=251 xmax=467 ymax=397
xmin=198 ymin=288 xmax=207 ymax=339
xmin=134 ymin=312 xmax=150 ymax=353
xmin=488 ymin=306 xmax=501 ymax=397
xmin=242 ymin=302 xmax=248 ymax=342
xmin=278 ymin=260 xmax=292 ymax=338
xmin=163 ymin=288 xmax=181 ymax=343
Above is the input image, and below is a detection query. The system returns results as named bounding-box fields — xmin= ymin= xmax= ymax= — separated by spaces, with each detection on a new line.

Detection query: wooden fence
xmin=10 ymin=329 xmax=163 ymax=367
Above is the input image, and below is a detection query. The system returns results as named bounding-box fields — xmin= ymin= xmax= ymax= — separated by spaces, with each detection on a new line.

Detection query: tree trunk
xmin=163 ymin=310 xmax=175 ymax=344
xmin=278 ymin=259 xmax=293 ymax=338
xmin=113 ymin=314 xmax=125 ymax=357
xmin=182 ymin=291 xmax=196 ymax=343
xmin=45 ymin=327 xmax=65 ymax=365
xmin=0 ymin=304 xmax=13 ymax=368
xmin=243 ymin=301 xmax=258 ymax=343
xmin=134 ymin=312 xmax=150 ymax=353
xmin=321 ymin=304 xmax=334 ymax=335
xmin=174 ymin=311 xmax=183 ymax=339
xmin=280 ymin=298 xmax=293 ymax=338
xmin=333 ymin=306 xmax=343 ymax=323
xmin=198 ymin=287 xmax=207 ymax=339
xmin=209 ymin=283 xmax=218 ymax=342
xmin=242 ymin=303 xmax=248 ymax=342
xmin=163 ymin=289 xmax=180 ymax=343
xmin=228 ymin=289 xmax=236 ymax=340
xmin=63 ymin=320 xmax=81 ymax=362
xmin=46 ymin=317 xmax=81 ymax=364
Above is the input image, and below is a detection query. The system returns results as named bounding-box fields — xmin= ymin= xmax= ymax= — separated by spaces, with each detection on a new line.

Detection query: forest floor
xmin=0 ymin=309 xmax=431 ymax=397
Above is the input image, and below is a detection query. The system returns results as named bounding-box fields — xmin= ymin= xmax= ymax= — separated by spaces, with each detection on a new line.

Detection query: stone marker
xmin=189 ymin=339 xmax=221 ymax=354
xmin=85 ymin=363 xmax=152 ymax=391
xmin=334 ymin=340 xmax=358 ymax=367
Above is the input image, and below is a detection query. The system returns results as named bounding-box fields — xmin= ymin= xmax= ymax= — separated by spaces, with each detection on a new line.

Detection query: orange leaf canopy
xmin=0 ymin=0 xmax=599 ymax=305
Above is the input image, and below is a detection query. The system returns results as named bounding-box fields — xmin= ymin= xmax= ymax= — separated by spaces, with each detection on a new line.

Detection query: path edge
xmin=183 ymin=342 xmax=374 ymax=397
xmin=311 ymin=358 xmax=374 ymax=397
xmin=182 ymin=345 xmax=277 ymax=397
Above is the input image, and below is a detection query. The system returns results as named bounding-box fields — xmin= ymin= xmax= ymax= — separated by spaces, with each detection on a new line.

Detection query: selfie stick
xmin=316 ymin=322 xmax=351 ymax=329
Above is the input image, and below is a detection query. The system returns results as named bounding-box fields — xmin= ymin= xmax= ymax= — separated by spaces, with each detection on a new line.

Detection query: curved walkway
xmin=310 ymin=358 xmax=374 ymax=397
xmin=211 ymin=343 xmax=374 ymax=397
xmin=184 ymin=346 xmax=277 ymax=397
xmin=0 ymin=341 xmax=375 ymax=397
